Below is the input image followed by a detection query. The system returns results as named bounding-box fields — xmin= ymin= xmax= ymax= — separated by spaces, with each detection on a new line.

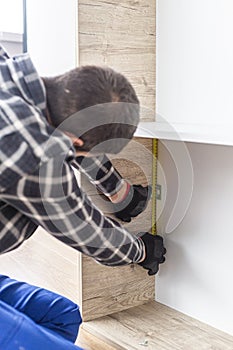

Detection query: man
xmin=0 ymin=45 xmax=166 ymax=348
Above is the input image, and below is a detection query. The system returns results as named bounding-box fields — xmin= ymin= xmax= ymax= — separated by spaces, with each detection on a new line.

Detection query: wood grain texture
xmin=76 ymin=327 xmax=117 ymax=350
xmin=78 ymin=0 xmax=156 ymax=115
xmin=78 ymin=0 xmax=156 ymax=322
xmin=80 ymin=137 xmax=154 ymax=321
xmin=83 ymin=301 xmax=233 ymax=350
xmin=82 ymin=256 xmax=154 ymax=321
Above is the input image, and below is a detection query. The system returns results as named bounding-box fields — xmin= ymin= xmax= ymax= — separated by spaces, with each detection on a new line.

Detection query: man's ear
xmin=73 ymin=138 xmax=84 ymax=148
xmin=64 ymin=131 xmax=84 ymax=148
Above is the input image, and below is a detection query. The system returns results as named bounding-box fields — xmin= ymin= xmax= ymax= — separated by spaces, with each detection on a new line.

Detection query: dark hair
xmin=43 ymin=66 xmax=140 ymax=154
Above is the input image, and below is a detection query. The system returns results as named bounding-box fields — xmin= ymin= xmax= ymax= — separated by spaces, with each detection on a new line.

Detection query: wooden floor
xmin=76 ymin=328 xmax=116 ymax=350
xmin=81 ymin=301 xmax=233 ymax=350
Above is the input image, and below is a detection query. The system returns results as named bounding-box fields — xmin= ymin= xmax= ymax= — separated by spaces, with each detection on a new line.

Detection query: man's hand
xmin=138 ymin=233 xmax=166 ymax=276
xmin=113 ymin=184 xmax=152 ymax=222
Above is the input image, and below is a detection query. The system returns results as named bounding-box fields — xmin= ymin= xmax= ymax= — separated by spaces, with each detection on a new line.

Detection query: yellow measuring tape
xmin=151 ymin=138 xmax=158 ymax=236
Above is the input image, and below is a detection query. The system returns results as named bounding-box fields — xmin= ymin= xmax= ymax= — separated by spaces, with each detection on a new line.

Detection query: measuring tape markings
xmin=151 ymin=138 xmax=158 ymax=236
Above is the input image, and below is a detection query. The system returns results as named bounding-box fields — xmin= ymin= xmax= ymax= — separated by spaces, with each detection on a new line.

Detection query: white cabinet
xmin=153 ymin=0 xmax=233 ymax=144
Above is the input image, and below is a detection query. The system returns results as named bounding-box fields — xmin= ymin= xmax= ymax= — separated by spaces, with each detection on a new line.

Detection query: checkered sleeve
xmin=0 ymin=201 xmax=37 ymax=254
xmin=72 ymin=155 xmax=125 ymax=197
xmin=1 ymin=157 xmax=144 ymax=266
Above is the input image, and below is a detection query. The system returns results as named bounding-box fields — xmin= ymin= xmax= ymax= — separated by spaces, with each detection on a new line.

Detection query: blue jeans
xmin=0 ymin=275 xmax=83 ymax=349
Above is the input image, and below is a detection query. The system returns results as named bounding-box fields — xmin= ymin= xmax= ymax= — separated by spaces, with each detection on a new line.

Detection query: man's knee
xmin=41 ymin=295 xmax=82 ymax=342
xmin=60 ymin=302 xmax=82 ymax=342
xmin=0 ymin=275 xmax=82 ymax=343
xmin=0 ymin=300 xmax=83 ymax=350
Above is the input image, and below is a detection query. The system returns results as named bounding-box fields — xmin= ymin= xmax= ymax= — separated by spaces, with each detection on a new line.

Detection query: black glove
xmin=138 ymin=233 xmax=166 ymax=276
xmin=113 ymin=185 xmax=152 ymax=222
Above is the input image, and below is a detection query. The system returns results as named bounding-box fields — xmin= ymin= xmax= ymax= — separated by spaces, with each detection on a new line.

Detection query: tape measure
xmin=151 ymin=138 xmax=158 ymax=236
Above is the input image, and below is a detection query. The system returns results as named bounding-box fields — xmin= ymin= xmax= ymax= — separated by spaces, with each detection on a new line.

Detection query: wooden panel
xmin=78 ymin=0 xmax=156 ymax=115
xmin=82 ymin=257 xmax=154 ymax=321
xmin=78 ymin=0 xmax=156 ymax=321
xmin=83 ymin=301 xmax=233 ymax=350
xmin=80 ymin=137 xmax=154 ymax=321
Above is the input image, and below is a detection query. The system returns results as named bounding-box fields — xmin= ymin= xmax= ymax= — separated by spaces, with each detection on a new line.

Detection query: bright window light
xmin=0 ymin=0 xmax=23 ymax=33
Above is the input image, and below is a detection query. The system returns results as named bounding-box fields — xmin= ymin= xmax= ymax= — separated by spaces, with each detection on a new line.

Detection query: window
xmin=0 ymin=0 xmax=26 ymax=55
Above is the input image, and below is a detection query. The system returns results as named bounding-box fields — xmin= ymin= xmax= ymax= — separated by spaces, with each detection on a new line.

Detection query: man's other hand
xmin=138 ymin=233 xmax=166 ymax=276
xmin=113 ymin=184 xmax=152 ymax=222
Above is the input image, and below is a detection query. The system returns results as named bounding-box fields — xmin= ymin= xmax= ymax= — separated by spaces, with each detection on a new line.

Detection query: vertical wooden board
xmin=78 ymin=0 xmax=156 ymax=115
xmin=80 ymin=138 xmax=154 ymax=321
xmin=78 ymin=0 xmax=156 ymax=321
xmin=81 ymin=256 xmax=154 ymax=321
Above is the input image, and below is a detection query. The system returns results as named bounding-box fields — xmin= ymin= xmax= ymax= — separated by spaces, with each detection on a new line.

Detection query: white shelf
xmin=135 ymin=122 xmax=233 ymax=146
xmin=0 ymin=31 xmax=23 ymax=43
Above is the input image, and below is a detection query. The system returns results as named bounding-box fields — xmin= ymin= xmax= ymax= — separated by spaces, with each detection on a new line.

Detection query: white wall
xmin=156 ymin=0 xmax=233 ymax=126
xmin=26 ymin=0 xmax=80 ymax=180
xmin=156 ymin=0 xmax=233 ymax=336
xmin=26 ymin=0 xmax=77 ymax=76
xmin=157 ymin=141 xmax=233 ymax=335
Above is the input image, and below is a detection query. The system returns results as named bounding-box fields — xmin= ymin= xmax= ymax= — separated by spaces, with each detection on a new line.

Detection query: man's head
xmin=43 ymin=66 xmax=140 ymax=155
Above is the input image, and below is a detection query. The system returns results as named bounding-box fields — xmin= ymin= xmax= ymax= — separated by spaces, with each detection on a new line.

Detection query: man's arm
xmin=72 ymin=155 xmax=152 ymax=222
xmin=1 ymin=158 xmax=144 ymax=266
xmin=72 ymin=155 xmax=125 ymax=200
xmin=0 ymin=201 xmax=37 ymax=254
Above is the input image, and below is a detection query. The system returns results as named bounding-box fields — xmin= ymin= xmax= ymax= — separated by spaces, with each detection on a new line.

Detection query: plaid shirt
xmin=0 ymin=46 xmax=144 ymax=266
